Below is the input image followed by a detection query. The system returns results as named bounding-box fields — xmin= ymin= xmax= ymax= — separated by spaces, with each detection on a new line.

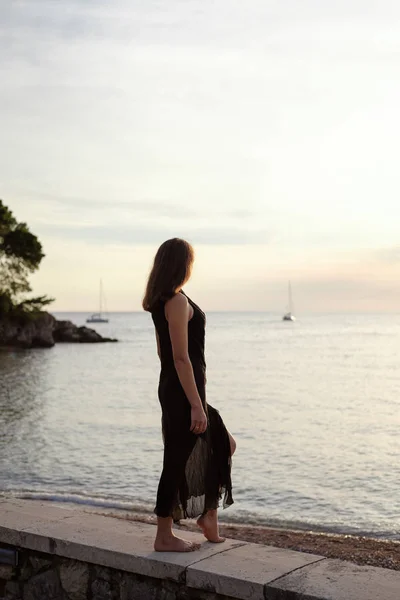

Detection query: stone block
xmin=91 ymin=577 xmax=114 ymax=600
xmin=20 ymin=510 xmax=245 ymax=582
xmin=59 ymin=559 xmax=89 ymax=600
xmin=0 ymin=565 xmax=14 ymax=580
xmin=0 ymin=499 xmax=74 ymax=522
xmin=19 ymin=558 xmax=33 ymax=583
xmin=120 ymin=573 xmax=159 ymax=600
xmin=29 ymin=555 xmax=53 ymax=574
xmin=23 ymin=569 xmax=63 ymax=600
xmin=92 ymin=564 xmax=113 ymax=583
xmin=266 ymin=557 xmax=400 ymax=600
xmin=0 ymin=526 xmax=22 ymax=547
xmin=4 ymin=580 xmax=21 ymax=599
xmin=187 ymin=543 xmax=324 ymax=600
xmin=0 ymin=499 xmax=75 ymax=550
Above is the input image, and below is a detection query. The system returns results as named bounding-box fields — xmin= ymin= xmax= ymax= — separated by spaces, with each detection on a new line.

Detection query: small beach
xmin=95 ymin=509 xmax=400 ymax=571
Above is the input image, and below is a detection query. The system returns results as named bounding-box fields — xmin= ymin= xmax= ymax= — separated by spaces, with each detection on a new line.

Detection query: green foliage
xmin=0 ymin=202 xmax=17 ymax=234
xmin=17 ymin=296 xmax=55 ymax=312
xmin=0 ymin=291 xmax=13 ymax=315
xmin=8 ymin=297 xmax=55 ymax=324
xmin=0 ymin=199 xmax=53 ymax=316
xmin=2 ymin=224 xmax=45 ymax=266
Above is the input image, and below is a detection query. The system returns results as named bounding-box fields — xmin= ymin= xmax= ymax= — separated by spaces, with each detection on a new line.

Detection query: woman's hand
xmin=190 ymin=405 xmax=208 ymax=434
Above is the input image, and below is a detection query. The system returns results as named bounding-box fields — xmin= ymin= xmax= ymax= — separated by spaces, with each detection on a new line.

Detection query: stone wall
xmin=0 ymin=547 xmax=235 ymax=600
xmin=3 ymin=499 xmax=400 ymax=600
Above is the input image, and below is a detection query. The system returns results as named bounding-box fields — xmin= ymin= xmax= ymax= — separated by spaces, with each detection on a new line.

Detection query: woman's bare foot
xmin=154 ymin=533 xmax=201 ymax=553
xmin=197 ymin=511 xmax=226 ymax=543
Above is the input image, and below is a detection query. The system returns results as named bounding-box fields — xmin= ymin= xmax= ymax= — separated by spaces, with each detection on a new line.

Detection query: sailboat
xmin=86 ymin=279 xmax=109 ymax=323
xmin=283 ymin=281 xmax=296 ymax=322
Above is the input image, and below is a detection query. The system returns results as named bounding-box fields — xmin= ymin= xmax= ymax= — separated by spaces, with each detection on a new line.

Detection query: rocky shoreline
xmin=0 ymin=312 xmax=118 ymax=348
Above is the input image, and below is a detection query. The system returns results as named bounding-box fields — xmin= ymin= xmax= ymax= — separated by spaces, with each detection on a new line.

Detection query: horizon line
xmin=50 ymin=310 xmax=400 ymax=315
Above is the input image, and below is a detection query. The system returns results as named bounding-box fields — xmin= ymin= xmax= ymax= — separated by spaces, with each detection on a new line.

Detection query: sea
xmin=1 ymin=312 xmax=400 ymax=540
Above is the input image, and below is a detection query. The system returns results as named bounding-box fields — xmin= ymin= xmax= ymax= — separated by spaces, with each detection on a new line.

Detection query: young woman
xmin=143 ymin=238 xmax=235 ymax=553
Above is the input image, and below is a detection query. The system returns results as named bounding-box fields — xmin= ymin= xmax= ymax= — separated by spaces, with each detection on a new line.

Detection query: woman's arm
xmin=165 ymin=293 xmax=207 ymax=434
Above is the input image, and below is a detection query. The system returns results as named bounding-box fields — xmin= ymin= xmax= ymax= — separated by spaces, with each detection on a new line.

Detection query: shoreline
xmin=6 ymin=492 xmax=398 ymax=540
xmin=3 ymin=493 xmax=400 ymax=569
xmin=92 ymin=509 xmax=400 ymax=571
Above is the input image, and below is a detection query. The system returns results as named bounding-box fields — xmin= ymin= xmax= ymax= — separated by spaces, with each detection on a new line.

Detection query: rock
xmin=59 ymin=559 xmax=89 ymax=600
xmin=75 ymin=325 xmax=117 ymax=344
xmin=4 ymin=580 xmax=21 ymax=599
xmin=53 ymin=321 xmax=117 ymax=344
xmin=19 ymin=560 xmax=33 ymax=582
xmin=120 ymin=574 xmax=158 ymax=600
xmin=29 ymin=555 xmax=53 ymax=574
xmin=91 ymin=578 xmax=113 ymax=600
xmin=23 ymin=569 xmax=63 ymax=600
xmin=0 ymin=313 xmax=118 ymax=348
xmin=92 ymin=565 xmax=112 ymax=583
xmin=0 ymin=565 xmax=14 ymax=580
xmin=52 ymin=320 xmax=80 ymax=343
xmin=0 ymin=312 xmax=55 ymax=349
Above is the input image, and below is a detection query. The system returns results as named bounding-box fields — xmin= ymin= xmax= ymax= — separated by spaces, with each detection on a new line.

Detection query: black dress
xmin=151 ymin=291 xmax=234 ymax=521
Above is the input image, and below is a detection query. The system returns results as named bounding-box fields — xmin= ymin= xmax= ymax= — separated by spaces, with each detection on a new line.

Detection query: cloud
xmin=375 ymin=247 xmax=400 ymax=264
xmin=6 ymin=188 xmax=264 ymax=230
xmin=36 ymin=222 xmax=272 ymax=246
xmin=18 ymin=190 xmax=199 ymax=218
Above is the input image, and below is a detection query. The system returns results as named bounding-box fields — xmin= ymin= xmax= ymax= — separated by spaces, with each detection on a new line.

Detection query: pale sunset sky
xmin=1 ymin=0 xmax=400 ymax=312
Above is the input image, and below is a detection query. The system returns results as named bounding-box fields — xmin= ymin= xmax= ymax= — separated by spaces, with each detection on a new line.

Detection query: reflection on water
xmin=0 ymin=350 xmax=50 ymax=472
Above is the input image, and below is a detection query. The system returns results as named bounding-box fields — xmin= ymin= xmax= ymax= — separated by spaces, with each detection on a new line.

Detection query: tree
xmin=0 ymin=200 xmax=53 ymax=314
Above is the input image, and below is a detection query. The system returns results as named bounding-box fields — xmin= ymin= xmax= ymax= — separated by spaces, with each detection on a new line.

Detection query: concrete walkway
xmin=0 ymin=498 xmax=399 ymax=599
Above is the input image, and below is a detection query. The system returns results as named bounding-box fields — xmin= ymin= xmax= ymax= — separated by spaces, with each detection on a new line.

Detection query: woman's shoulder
xmin=165 ymin=291 xmax=188 ymax=309
xmin=151 ymin=291 xmax=178 ymax=310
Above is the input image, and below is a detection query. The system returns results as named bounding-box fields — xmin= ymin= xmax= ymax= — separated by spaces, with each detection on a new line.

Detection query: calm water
xmin=1 ymin=312 xmax=400 ymax=539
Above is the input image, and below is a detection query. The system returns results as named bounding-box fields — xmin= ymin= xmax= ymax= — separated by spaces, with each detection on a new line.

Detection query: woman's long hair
xmin=142 ymin=238 xmax=194 ymax=312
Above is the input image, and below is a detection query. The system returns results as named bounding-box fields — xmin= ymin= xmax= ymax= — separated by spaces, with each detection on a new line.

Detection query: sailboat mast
xmin=288 ymin=281 xmax=293 ymax=314
xmin=99 ymin=279 xmax=103 ymax=316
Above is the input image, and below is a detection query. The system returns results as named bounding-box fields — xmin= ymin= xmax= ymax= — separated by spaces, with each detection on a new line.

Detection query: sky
xmin=1 ymin=0 xmax=400 ymax=312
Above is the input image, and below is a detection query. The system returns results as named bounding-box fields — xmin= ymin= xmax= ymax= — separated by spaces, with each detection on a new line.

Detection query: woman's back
xmin=152 ymin=292 xmax=206 ymax=375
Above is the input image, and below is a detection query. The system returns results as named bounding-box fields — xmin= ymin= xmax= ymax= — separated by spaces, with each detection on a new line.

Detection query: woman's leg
xmin=154 ymin=516 xmax=200 ymax=552
xmin=197 ymin=428 xmax=235 ymax=543
xmin=154 ymin=433 xmax=200 ymax=552
xmin=197 ymin=509 xmax=225 ymax=543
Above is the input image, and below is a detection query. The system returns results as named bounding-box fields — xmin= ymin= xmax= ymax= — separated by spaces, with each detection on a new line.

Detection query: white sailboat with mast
xmin=283 ymin=281 xmax=296 ymax=322
xmin=87 ymin=279 xmax=109 ymax=323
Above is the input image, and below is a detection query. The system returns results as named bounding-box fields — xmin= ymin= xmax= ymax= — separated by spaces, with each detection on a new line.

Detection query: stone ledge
xmin=1 ymin=498 xmax=400 ymax=600
xmin=186 ymin=544 xmax=324 ymax=600
xmin=0 ymin=499 xmax=245 ymax=583
xmin=266 ymin=557 xmax=400 ymax=600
